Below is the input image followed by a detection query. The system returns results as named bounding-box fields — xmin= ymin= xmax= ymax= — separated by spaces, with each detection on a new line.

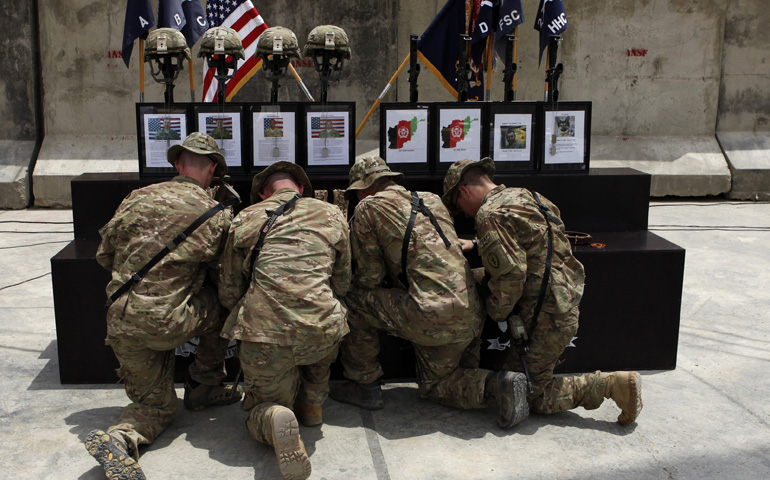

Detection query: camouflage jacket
xmin=351 ymin=182 xmax=483 ymax=330
xmin=218 ymin=188 xmax=351 ymax=345
xmin=96 ymin=176 xmax=231 ymax=336
xmin=475 ymin=185 xmax=585 ymax=322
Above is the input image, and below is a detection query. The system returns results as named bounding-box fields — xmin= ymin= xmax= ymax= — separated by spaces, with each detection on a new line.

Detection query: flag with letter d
xmin=122 ymin=0 xmax=155 ymax=68
xmin=534 ymin=0 xmax=568 ymax=65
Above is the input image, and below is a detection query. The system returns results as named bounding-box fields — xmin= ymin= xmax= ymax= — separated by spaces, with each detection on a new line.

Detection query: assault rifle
xmin=545 ymin=35 xmax=563 ymax=103
xmin=408 ymin=34 xmax=421 ymax=102
xmin=456 ymin=34 xmax=472 ymax=102
xmin=502 ymin=34 xmax=518 ymax=102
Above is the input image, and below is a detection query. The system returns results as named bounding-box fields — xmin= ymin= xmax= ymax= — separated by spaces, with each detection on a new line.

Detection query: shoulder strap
xmin=107 ymin=195 xmax=239 ymax=306
xmin=399 ymin=191 xmax=451 ymax=287
xmin=249 ymin=192 xmax=301 ymax=280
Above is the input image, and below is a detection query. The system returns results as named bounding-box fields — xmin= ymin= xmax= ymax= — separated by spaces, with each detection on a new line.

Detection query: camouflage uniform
xmin=96 ymin=175 xmax=232 ymax=457
xmin=218 ymin=187 xmax=350 ymax=444
xmin=343 ymin=182 xmax=489 ymax=409
xmin=474 ymin=185 xmax=606 ymax=414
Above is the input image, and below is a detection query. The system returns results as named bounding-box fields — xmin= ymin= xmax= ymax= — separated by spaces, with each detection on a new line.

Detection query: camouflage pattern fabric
xmin=96 ymin=176 xmax=232 ymax=456
xmin=475 ymin=185 xmax=603 ymax=413
xmin=341 ymin=182 xmax=489 ymax=408
xmin=332 ymin=189 xmax=349 ymax=218
xmin=239 ymin=341 xmax=338 ymax=444
xmin=218 ymin=187 xmax=351 ymax=345
xmin=314 ymin=189 xmax=328 ymax=202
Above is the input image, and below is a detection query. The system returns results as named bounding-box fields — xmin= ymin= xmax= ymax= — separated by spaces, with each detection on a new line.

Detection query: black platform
xmin=52 ymin=168 xmax=683 ymax=383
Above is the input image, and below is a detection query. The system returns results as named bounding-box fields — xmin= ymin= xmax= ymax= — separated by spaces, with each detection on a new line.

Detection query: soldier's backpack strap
xmin=398 ymin=191 xmax=451 ymax=287
xmin=107 ymin=195 xmax=239 ymax=306
xmin=249 ymin=192 xmax=301 ymax=280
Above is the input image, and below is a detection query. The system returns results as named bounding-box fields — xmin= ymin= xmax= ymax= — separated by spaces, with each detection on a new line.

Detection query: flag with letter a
xmin=534 ymin=0 xmax=568 ymax=65
xmin=122 ymin=0 xmax=155 ymax=68
xmin=202 ymin=0 xmax=267 ymax=102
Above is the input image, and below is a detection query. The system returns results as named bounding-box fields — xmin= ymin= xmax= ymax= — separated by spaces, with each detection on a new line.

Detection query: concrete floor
xmin=1 ymin=200 xmax=769 ymax=479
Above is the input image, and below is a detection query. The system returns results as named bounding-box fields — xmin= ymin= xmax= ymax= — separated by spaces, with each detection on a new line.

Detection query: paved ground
xmin=1 ymin=199 xmax=769 ymax=479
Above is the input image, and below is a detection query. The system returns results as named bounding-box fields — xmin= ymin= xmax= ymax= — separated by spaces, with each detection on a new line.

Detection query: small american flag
xmin=148 ymin=117 xmax=181 ymax=139
xmin=310 ymin=117 xmax=345 ymax=138
xmin=205 ymin=115 xmax=233 ymax=135
xmin=263 ymin=117 xmax=283 ymax=129
xmin=202 ymin=1 xmax=268 ymax=102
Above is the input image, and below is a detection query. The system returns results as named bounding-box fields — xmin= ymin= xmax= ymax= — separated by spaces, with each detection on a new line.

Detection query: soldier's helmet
xmin=167 ymin=132 xmax=227 ymax=178
xmin=251 ymin=161 xmax=314 ymax=203
xmin=345 ymin=155 xmax=402 ymax=200
xmin=302 ymin=25 xmax=351 ymax=60
xmin=256 ymin=26 xmax=301 ymax=58
xmin=144 ymin=28 xmax=191 ymax=63
xmin=441 ymin=157 xmax=495 ymax=213
xmin=197 ymin=26 xmax=245 ymax=60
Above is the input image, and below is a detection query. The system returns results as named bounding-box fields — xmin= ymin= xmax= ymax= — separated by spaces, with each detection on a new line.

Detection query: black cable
xmin=0 ymin=240 xmax=70 ymax=250
xmin=0 ymin=272 xmax=51 ymax=292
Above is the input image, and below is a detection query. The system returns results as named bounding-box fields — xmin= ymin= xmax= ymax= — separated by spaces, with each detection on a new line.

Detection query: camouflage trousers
xmin=239 ymin=340 xmax=338 ymax=445
xmin=502 ymin=305 xmax=605 ymax=414
xmin=341 ymin=286 xmax=491 ymax=410
xmin=104 ymin=286 xmax=229 ymax=458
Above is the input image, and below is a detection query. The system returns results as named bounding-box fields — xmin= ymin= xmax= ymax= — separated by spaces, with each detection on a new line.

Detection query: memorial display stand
xmin=51 ymin=166 xmax=684 ymax=384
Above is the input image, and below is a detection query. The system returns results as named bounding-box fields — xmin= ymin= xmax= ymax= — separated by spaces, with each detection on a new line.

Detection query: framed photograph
xmin=136 ymin=103 xmax=190 ymax=176
xmin=488 ymin=102 xmax=538 ymax=172
xmin=538 ymin=101 xmax=591 ymax=172
xmin=379 ymin=103 xmax=431 ymax=173
xmin=251 ymin=103 xmax=300 ymax=170
xmin=193 ymin=103 xmax=247 ymax=175
xmin=303 ymin=102 xmax=355 ymax=174
xmin=434 ymin=103 xmax=484 ymax=172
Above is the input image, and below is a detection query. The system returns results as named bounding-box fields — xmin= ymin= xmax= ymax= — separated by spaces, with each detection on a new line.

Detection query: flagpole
xmin=139 ymin=39 xmax=145 ymax=103
xmin=288 ymin=64 xmax=315 ymax=102
xmin=484 ymin=35 xmax=494 ymax=101
xmin=355 ymin=54 xmax=410 ymax=139
xmin=189 ymin=58 xmax=195 ymax=102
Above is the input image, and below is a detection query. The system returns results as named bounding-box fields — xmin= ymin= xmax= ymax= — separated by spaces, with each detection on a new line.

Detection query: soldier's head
xmin=345 ymin=155 xmax=402 ymax=201
xmin=251 ymin=161 xmax=313 ymax=203
xmin=442 ymin=157 xmax=496 ymax=218
xmin=167 ymin=132 xmax=226 ymax=188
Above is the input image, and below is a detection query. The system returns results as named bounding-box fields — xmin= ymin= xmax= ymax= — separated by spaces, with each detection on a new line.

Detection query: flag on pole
xmin=202 ymin=0 xmax=268 ymax=102
xmin=158 ymin=0 xmax=186 ymax=30
xmin=181 ymin=0 xmax=208 ymax=47
xmin=493 ymin=0 xmax=524 ymax=58
xmin=534 ymin=0 xmax=568 ymax=65
xmin=417 ymin=0 xmax=498 ymax=101
xmin=122 ymin=0 xmax=155 ymax=68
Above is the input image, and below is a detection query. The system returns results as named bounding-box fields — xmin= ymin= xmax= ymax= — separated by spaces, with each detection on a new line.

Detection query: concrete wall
xmin=1 ymin=0 xmax=768 ymax=206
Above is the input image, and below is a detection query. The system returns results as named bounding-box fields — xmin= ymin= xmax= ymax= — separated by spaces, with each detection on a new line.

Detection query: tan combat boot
xmin=270 ymin=406 xmax=311 ymax=480
xmin=293 ymin=403 xmax=323 ymax=427
xmin=604 ymin=371 xmax=643 ymax=425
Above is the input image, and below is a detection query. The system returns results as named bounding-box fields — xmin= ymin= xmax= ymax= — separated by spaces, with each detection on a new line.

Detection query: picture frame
xmin=303 ymin=102 xmax=355 ymax=175
xmin=487 ymin=101 xmax=538 ymax=172
xmin=136 ymin=103 xmax=190 ymax=177
xmin=192 ymin=103 xmax=248 ymax=175
xmin=537 ymin=101 xmax=591 ymax=172
xmin=379 ymin=103 xmax=432 ymax=173
xmin=433 ymin=103 xmax=484 ymax=173
xmin=251 ymin=102 xmax=301 ymax=171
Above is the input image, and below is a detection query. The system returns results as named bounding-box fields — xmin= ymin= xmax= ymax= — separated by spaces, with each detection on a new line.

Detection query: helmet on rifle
xmin=144 ymin=28 xmax=190 ymax=85
xmin=303 ymin=25 xmax=350 ymax=82
xmin=256 ymin=26 xmax=300 ymax=81
xmin=197 ymin=26 xmax=245 ymax=60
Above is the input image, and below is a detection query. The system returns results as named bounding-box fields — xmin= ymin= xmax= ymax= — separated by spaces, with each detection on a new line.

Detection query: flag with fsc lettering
xmin=122 ymin=0 xmax=155 ymax=68
xmin=202 ymin=0 xmax=267 ymax=102
xmin=493 ymin=0 xmax=524 ymax=59
xmin=534 ymin=0 xmax=568 ymax=65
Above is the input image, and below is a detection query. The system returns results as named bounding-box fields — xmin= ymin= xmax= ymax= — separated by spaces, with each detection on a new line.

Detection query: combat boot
xmin=603 ymin=371 xmax=643 ymax=425
xmin=329 ymin=380 xmax=384 ymax=410
xmin=270 ymin=406 xmax=311 ymax=480
xmin=183 ymin=379 xmax=243 ymax=411
xmin=485 ymin=371 xmax=529 ymax=429
xmin=293 ymin=403 xmax=323 ymax=427
xmin=85 ymin=429 xmax=146 ymax=480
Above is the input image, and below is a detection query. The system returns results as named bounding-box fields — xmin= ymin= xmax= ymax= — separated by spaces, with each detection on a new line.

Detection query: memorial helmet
xmin=197 ymin=26 xmax=245 ymax=61
xmin=441 ymin=157 xmax=495 ymax=213
xmin=302 ymin=25 xmax=351 ymax=59
xmin=144 ymin=28 xmax=190 ymax=84
xmin=345 ymin=155 xmax=402 ymax=200
xmin=256 ymin=26 xmax=301 ymax=59
xmin=167 ymin=132 xmax=227 ymax=178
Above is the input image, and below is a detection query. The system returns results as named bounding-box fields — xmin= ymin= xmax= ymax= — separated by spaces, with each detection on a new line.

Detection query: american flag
xmin=202 ymin=1 xmax=267 ymax=102
xmin=148 ymin=117 xmax=181 ymax=139
xmin=205 ymin=115 xmax=233 ymax=135
xmin=310 ymin=117 xmax=345 ymax=138
xmin=263 ymin=117 xmax=283 ymax=129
